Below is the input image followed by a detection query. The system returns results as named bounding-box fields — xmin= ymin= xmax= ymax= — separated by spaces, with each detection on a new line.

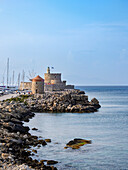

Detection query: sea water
xmin=25 ymin=86 xmax=128 ymax=170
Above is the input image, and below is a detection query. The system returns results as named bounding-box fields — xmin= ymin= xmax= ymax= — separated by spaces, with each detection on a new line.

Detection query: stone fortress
xmin=44 ymin=67 xmax=74 ymax=91
xmin=20 ymin=67 xmax=74 ymax=93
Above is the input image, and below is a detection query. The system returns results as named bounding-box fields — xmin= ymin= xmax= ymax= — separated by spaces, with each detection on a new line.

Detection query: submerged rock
xmin=65 ymin=138 xmax=92 ymax=149
xmin=32 ymin=127 xmax=38 ymax=131
xmin=47 ymin=160 xmax=58 ymax=165
xmin=45 ymin=139 xmax=51 ymax=143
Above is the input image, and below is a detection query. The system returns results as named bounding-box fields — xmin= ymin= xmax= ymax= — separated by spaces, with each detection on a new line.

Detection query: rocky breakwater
xmin=27 ymin=89 xmax=101 ymax=113
xmin=0 ymin=98 xmax=57 ymax=169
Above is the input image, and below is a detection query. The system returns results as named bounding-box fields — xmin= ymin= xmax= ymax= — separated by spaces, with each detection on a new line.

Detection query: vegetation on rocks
xmin=4 ymin=95 xmax=30 ymax=104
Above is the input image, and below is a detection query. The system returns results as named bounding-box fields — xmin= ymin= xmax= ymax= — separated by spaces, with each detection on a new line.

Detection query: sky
xmin=0 ymin=0 xmax=128 ymax=85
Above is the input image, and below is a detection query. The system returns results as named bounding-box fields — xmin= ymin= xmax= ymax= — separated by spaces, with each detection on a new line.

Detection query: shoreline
xmin=0 ymin=89 xmax=101 ymax=169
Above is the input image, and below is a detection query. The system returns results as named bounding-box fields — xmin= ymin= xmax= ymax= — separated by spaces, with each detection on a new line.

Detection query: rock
xmin=90 ymin=98 xmax=101 ymax=109
xmin=9 ymin=138 xmax=23 ymax=145
xmin=37 ymin=145 xmax=41 ymax=148
xmin=32 ymin=127 xmax=38 ymax=131
xmin=12 ymin=124 xmax=30 ymax=133
xmin=32 ymin=149 xmax=37 ymax=153
xmin=66 ymin=138 xmax=92 ymax=149
xmin=1 ymin=153 xmax=10 ymax=159
xmin=38 ymin=139 xmax=47 ymax=146
xmin=47 ymin=160 xmax=58 ymax=165
xmin=54 ymin=142 xmax=59 ymax=144
xmin=45 ymin=139 xmax=51 ymax=143
xmin=38 ymin=160 xmax=44 ymax=167
xmin=77 ymin=91 xmax=85 ymax=94
xmin=64 ymin=146 xmax=68 ymax=149
xmin=91 ymin=98 xmax=99 ymax=105
xmin=72 ymin=145 xmax=80 ymax=149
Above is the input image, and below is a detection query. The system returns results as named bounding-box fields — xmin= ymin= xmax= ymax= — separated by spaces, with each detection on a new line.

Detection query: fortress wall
xmin=52 ymin=83 xmax=65 ymax=91
xmin=44 ymin=82 xmax=74 ymax=92
xmin=65 ymin=85 xmax=74 ymax=89
xmin=44 ymin=82 xmax=65 ymax=91
xmin=19 ymin=82 xmax=32 ymax=90
xmin=44 ymin=73 xmax=61 ymax=84
xmin=63 ymin=81 xmax=66 ymax=86
xmin=44 ymin=84 xmax=53 ymax=91
xmin=51 ymin=79 xmax=61 ymax=84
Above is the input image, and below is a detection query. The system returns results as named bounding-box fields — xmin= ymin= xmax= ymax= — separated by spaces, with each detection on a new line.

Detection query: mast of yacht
xmin=10 ymin=77 xmax=11 ymax=86
xmin=12 ymin=70 xmax=14 ymax=86
xmin=22 ymin=70 xmax=25 ymax=90
xmin=2 ymin=76 xmax=4 ymax=86
xmin=18 ymin=73 xmax=20 ymax=89
xmin=7 ymin=58 xmax=9 ymax=87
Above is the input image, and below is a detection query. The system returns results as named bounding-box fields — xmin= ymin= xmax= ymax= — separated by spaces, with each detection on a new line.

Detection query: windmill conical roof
xmin=32 ymin=75 xmax=44 ymax=82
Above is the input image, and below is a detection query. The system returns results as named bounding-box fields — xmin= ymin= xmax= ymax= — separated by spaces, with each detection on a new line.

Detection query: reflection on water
xmin=25 ymin=86 xmax=128 ymax=169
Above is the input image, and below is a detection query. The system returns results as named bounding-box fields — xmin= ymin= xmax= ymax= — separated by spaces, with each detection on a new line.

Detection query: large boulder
xmin=91 ymin=98 xmax=99 ymax=105
xmin=90 ymin=98 xmax=101 ymax=109
xmin=65 ymin=138 xmax=92 ymax=149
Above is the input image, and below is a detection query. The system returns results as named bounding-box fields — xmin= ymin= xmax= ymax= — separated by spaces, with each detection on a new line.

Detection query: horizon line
xmin=75 ymin=84 xmax=128 ymax=86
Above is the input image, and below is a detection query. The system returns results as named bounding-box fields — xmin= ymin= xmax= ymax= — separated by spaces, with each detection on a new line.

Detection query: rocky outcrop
xmin=25 ymin=89 xmax=101 ymax=113
xmin=65 ymin=138 xmax=92 ymax=149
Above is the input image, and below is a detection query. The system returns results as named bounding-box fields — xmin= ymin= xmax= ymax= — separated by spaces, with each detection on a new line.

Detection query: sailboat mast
xmin=10 ymin=77 xmax=11 ymax=86
xmin=22 ymin=70 xmax=25 ymax=90
xmin=2 ymin=76 xmax=4 ymax=86
xmin=18 ymin=73 xmax=20 ymax=89
xmin=7 ymin=58 xmax=9 ymax=87
xmin=12 ymin=70 xmax=14 ymax=86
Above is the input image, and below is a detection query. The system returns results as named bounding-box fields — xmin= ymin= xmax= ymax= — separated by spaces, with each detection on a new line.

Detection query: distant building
xmin=19 ymin=67 xmax=74 ymax=92
xmin=32 ymin=75 xmax=44 ymax=94
xmin=20 ymin=82 xmax=31 ymax=90
xmin=44 ymin=67 xmax=74 ymax=91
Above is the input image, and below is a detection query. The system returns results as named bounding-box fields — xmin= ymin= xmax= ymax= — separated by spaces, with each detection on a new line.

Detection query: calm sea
xmin=25 ymin=86 xmax=128 ymax=170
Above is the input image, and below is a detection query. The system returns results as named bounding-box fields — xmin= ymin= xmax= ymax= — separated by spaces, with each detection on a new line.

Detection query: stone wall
xmin=65 ymin=85 xmax=74 ymax=89
xmin=44 ymin=73 xmax=61 ymax=84
xmin=19 ymin=82 xmax=32 ymax=90
xmin=32 ymin=81 xmax=44 ymax=94
xmin=44 ymin=82 xmax=66 ymax=91
xmin=44 ymin=84 xmax=53 ymax=91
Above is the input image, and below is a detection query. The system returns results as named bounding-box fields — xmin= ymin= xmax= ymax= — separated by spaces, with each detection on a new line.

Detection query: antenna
xmin=7 ymin=58 xmax=9 ymax=87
